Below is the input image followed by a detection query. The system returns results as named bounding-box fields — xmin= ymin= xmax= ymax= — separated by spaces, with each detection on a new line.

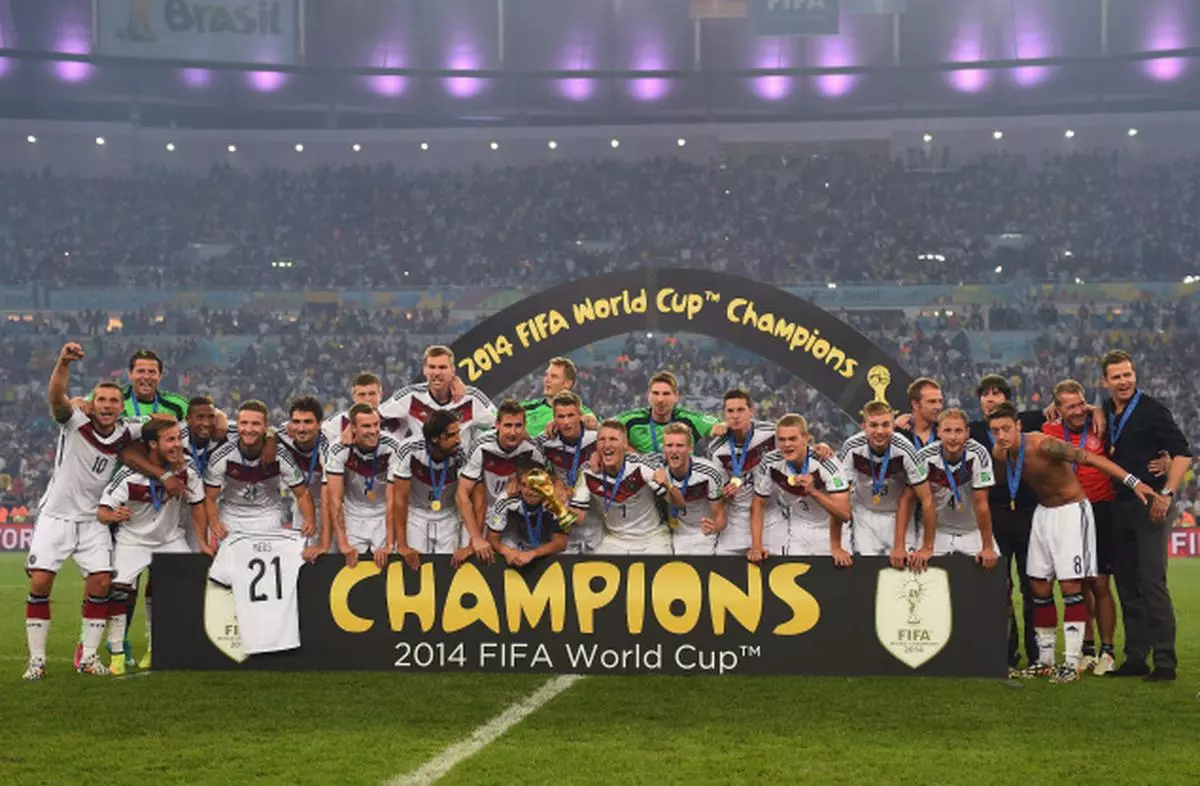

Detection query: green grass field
xmin=2 ymin=553 xmax=1197 ymax=785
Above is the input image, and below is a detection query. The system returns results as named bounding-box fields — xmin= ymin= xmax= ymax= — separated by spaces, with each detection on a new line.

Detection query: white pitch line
xmin=385 ymin=674 xmax=583 ymax=786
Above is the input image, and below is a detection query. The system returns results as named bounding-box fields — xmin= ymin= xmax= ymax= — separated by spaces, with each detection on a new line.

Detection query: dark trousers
xmin=993 ymin=506 xmax=1036 ymax=667
xmin=1111 ymin=498 xmax=1177 ymax=669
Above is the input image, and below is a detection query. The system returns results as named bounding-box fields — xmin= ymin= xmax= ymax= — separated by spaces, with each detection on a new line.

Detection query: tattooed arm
xmin=1037 ymin=436 xmax=1159 ymax=505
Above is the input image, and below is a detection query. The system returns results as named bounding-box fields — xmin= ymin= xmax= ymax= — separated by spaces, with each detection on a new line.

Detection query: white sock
xmin=26 ymin=594 xmax=50 ymax=661
xmin=1034 ymin=628 xmax=1056 ymax=667
xmin=81 ymin=596 xmax=108 ymax=658
xmin=108 ymin=612 xmax=128 ymax=655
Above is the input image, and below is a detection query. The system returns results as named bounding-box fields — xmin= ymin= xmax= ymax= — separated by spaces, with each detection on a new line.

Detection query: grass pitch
xmin=1 ymin=553 xmax=1197 ymax=785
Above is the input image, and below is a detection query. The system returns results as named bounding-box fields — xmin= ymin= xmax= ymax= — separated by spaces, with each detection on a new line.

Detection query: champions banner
xmin=95 ymin=0 xmax=299 ymax=64
xmin=449 ymin=268 xmax=911 ymax=419
xmin=155 ymin=554 xmax=1007 ymax=676
xmin=1169 ymin=528 xmax=1199 ymax=558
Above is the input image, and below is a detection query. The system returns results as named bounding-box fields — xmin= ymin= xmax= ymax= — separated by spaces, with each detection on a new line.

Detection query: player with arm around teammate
xmin=914 ymin=409 xmax=999 ymax=569
xmin=987 ymin=403 xmax=1160 ymax=683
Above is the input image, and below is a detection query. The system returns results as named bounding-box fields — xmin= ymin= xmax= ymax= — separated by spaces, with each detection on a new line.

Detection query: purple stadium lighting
xmin=752 ymin=39 xmax=793 ymax=101
xmin=629 ymin=44 xmax=670 ymax=102
xmin=557 ymin=37 xmax=597 ymax=101
xmin=1009 ymin=12 xmax=1048 ymax=87
xmin=53 ymin=35 xmax=93 ymax=83
xmin=445 ymin=48 xmax=485 ymax=99
xmin=367 ymin=75 xmax=408 ymax=97
xmin=946 ymin=36 xmax=990 ymax=94
xmin=1143 ymin=1 xmax=1189 ymax=81
xmin=247 ymin=70 xmax=287 ymax=92
xmin=180 ymin=68 xmax=212 ymax=89
xmin=814 ymin=36 xmax=857 ymax=98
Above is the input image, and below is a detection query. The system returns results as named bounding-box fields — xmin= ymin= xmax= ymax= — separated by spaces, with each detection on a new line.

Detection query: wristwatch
xmin=160 ymin=470 xmax=176 ymax=482
xmin=1161 ymin=488 xmax=1175 ymax=499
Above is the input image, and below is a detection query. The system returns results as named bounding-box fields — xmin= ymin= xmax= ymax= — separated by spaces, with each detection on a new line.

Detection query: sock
xmin=1061 ymin=593 xmax=1087 ymax=670
xmin=25 ymin=593 xmax=51 ymax=661
xmin=1100 ymin=642 xmax=1115 ymax=657
xmin=108 ymin=588 xmax=130 ymax=655
xmin=144 ymin=578 xmax=153 ymax=649
xmin=1082 ymin=639 xmax=1095 ymax=658
xmin=1032 ymin=596 xmax=1057 ymax=667
xmin=81 ymin=594 xmax=109 ymax=659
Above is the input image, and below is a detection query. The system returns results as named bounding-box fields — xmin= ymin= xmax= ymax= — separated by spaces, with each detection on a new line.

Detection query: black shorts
xmin=1091 ymin=500 xmax=1115 ymax=576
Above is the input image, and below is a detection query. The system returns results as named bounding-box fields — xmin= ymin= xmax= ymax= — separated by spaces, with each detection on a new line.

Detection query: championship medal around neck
xmin=728 ymin=476 xmax=744 ymax=490
xmin=431 ymin=499 xmax=442 ymax=512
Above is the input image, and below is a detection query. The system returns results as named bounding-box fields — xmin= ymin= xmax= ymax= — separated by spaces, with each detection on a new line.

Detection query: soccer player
xmin=98 ymin=419 xmax=205 ymax=674
xmin=391 ymin=410 xmax=468 ymax=561
xmin=204 ymin=401 xmax=316 ymax=565
xmin=533 ymin=392 xmax=600 ymax=554
xmin=487 ymin=457 xmax=571 ymax=565
xmin=571 ymin=420 xmax=671 ymax=554
xmin=24 ymin=343 xmax=144 ymax=680
xmin=381 ymin=345 xmax=496 ymax=450
xmin=521 ymin=358 xmax=598 ymax=437
xmin=750 ymin=414 xmax=850 ymax=562
xmin=324 ymin=404 xmax=402 ymax=568
xmin=655 ymin=423 xmax=726 ymax=555
xmin=457 ymin=400 xmax=545 ymax=563
xmin=614 ymin=371 xmax=719 ymax=454
xmin=896 ymin=377 xmax=943 ymax=450
xmin=915 ymin=409 xmax=999 ymax=568
xmin=1040 ymin=380 xmax=1117 ymax=674
xmin=279 ymin=397 xmax=328 ymax=554
xmin=708 ymin=388 xmax=775 ymax=556
xmin=987 ymin=402 xmax=1159 ymax=683
xmin=321 ymin=372 xmax=406 ymax=444
xmin=838 ymin=401 xmax=938 ymax=570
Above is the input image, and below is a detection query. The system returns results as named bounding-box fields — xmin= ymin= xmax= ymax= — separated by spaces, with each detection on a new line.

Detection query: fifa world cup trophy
xmin=522 ymin=469 xmax=579 ymax=531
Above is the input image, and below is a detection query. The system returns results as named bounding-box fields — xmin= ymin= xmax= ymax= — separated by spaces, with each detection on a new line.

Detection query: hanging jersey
xmin=204 ymin=440 xmax=305 ymax=531
xmin=100 ymin=465 xmax=205 ymax=546
xmin=916 ymin=440 xmax=996 ymax=534
xmin=755 ymin=449 xmax=850 ymax=528
xmin=391 ymin=437 xmax=467 ymax=514
xmin=838 ymin=432 xmax=928 ymax=514
xmin=461 ymin=434 xmax=545 ymax=508
xmin=325 ymin=436 xmax=402 ymax=520
xmin=488 ymin=495 xmax=570 ymax=551
xmin=708 ymin=422 xmax=776 ymax=517
xmin=379 ymin=382 xmax=497 ymax=449
xmin=208 ymin=529 xmax=305 ymax=655
xmin=662 ymin=457 xmax=725 ymax=537
xmin=575 ymin=456 xmax=668 ymax=541
xmin=534 ymin=429 xmax=597 ymax=488
xmin=38 ymin=409 xmax=143 ymax=520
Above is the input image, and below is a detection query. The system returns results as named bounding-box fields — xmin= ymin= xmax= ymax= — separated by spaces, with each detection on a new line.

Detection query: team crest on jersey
xmin=875 ymin=568 xmax=952 ymax=669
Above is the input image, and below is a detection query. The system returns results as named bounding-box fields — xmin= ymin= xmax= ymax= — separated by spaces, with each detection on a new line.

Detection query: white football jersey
xmin=838 ymin=432 xmax=928 ymax=515
xmin=661 ymin=457 xmax=725 ymax=539
xmin=754 ymin=449 xmax=850 ymax=529
xmin=100 ymin=464 xmax=205 ymax=547
xmin=915 ymin=440 xmax=995 ymax=534
xmin=209 ymin=529 xmax=305 ymax=655
xmin=461 ymin=434 xmax=545 ymax=509
xmin=391 ymin=437 xmax=468 ymax=514
xmin=379 ymin=382 xmax=497 ymax=449
xmin=38 ymin=409 xmax=143 ymax=520
xmin=707 ymin=422 xmax=776 ymax=518
xmin=204 ymin=439 xmax=305 ymax=531
xmin=488 ymin=494 xmax=570 ymax=551
xmin=321 ymin=408 xmax=408 ymax=446
xmin=533 ymin=429 xmax=597 ymax=488
xmin=324 ymin=436 xmax=403 ymax=520
xmin=574 ymin=456 xmax=668 ymax=542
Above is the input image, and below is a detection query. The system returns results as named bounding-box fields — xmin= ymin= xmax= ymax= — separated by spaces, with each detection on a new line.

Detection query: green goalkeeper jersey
xmin=118 ymin=386 xmax=189 ymax=422
xmin=614 ymin=406 xmax=719 ymax=454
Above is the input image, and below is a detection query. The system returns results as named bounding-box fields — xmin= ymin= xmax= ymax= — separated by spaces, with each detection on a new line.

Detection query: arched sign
xmin=450 ymin=268 xmax=912 ymax=418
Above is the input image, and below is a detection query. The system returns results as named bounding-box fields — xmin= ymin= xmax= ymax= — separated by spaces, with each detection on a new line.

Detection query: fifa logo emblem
xmin=875 ymin=567 xmax=952 ymax=669
xmin=901 ymin=576 xmax=926 ymax=626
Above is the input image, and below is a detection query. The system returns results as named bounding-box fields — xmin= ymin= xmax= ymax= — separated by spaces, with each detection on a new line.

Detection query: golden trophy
xmin=522 ymin=469 xmax=579 ymax=531
xmin=867 ymin=365 xmax=892 ymax=404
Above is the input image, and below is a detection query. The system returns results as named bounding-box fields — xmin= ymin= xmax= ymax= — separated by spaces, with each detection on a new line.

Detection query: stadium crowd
xmin=2 ymin=150 xmax=1200 ymax=289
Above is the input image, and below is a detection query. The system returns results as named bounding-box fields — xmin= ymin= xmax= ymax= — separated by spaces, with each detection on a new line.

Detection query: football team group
xmin=21 ymin=340 xmax=1187 ymax=686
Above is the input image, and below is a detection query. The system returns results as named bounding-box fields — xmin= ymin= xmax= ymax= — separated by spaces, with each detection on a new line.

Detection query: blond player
xmin=656 ymin=423 xmax=726 ymax=555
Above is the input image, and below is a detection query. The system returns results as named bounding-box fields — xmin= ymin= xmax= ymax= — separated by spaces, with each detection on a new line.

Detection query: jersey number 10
xmin=248 ymin=556 xmax=283 ymax=603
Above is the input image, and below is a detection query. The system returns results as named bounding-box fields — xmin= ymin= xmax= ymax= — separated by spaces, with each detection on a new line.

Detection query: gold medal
xmin=366 ymin=490 xmax=377 ymax=501
xmin=788 ymin=475 xmax=800 ymax=486
xmin=1010 ymin=500 xmax=1016 ymax=511
xmin=1108 ymin=446 xmax=1115 ymax=456
xmin=729 ymin=477 xmax=744 ymax=490
xmin=667 ymin=517 xmax=679 ymax=530
xmin=872 ymin=494 xmax=881 ymax=505
xmin=431 ymin=500 xmax=442 ymax=512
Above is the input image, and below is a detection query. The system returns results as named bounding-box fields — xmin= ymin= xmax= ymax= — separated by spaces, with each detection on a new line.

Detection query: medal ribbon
xmin=870 ymin=445 xmax=891 ymax=499
xmin=563 ymin=434 xmax=583 ymax=486
xmin=787 ymin=449 xmax=812 ymax=486
xmin=1109 ymin=390 xmax=1142 ymax=450
xmin=913 ymin=423 xmax=937 ymax=450
xmin=299 ymin=435 xmax=323 ymax=487
xmin=941 ymin=446 xmax=962 ymax=508
xmin=670 ymin=459 xmax=692 ymax=519
xmin=1064 ymin=417 xmax=1088 ymax=473
xmin=1005 ymin=433 xmax=1025 ymax=510
xmin=522 ymin=501 xmax=545 ymax=548
xmin=149 ymin=478 xmax=164 ymax=512
xmin=428 ymin=444 xmax=449 ymax=506
xmin=132 ymin=393 xmax=161 ymax=418
xmin=603 ymin=459 xmax=627 ymax=512
xmin=188 ymin=438 xmax=210 ymax=478
xmin=728 ymin=425 xmax=754 ymax=479
xmin=363 ymin=444 xmax=378 ymax=495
